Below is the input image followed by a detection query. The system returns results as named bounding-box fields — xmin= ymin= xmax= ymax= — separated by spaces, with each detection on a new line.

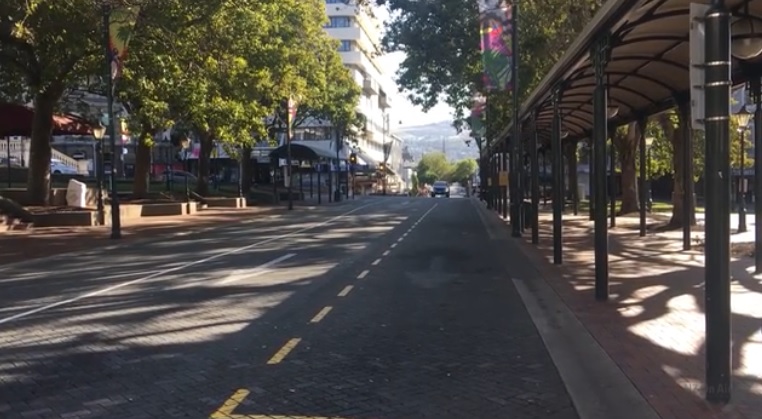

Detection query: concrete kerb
xmin=0 ymin=203 xmax=335 ymax=271
xmin=471 ymin=198 xmax=659 ymax=419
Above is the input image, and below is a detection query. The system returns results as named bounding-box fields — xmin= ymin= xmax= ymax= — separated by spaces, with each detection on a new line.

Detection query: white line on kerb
xmin=0 ymin=203 xmax=376 ymax=326
xmin=217 ymin=253 xmax=296 ymax=285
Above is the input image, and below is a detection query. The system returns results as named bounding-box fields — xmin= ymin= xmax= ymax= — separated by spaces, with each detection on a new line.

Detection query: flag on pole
xmin=108 ymin=6 xmax=140 ymax=80
xmin=477 ymin=0 xmax=514 ymax=91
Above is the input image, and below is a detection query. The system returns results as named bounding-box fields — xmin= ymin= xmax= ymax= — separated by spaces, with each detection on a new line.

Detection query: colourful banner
xmin=468 ymin=94 xmax=487 ymax=137
xmin=108 ymin=6 xmax=141 ymax=80
xmin=477 ymin=0 xmax=513 ymax=91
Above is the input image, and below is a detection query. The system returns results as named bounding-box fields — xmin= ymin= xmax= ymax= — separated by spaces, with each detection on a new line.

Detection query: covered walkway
xmin=479 ymin=0 xmax=762 ymax=414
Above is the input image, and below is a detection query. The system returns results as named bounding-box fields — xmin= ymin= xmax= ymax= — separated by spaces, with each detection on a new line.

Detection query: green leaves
xmin=415 ymin=152 xmax=476 ymax=185
xmin=382 ymin=0 xmax=604 ymax=133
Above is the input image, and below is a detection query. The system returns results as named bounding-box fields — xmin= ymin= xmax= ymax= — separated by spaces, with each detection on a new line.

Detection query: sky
xmin=378 ymin=52 xmax=454 ymax=129
xmin=374 ymin=6 xmax=455 ymax=129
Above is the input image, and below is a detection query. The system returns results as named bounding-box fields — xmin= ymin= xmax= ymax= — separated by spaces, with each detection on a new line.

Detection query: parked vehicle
xmin=51 ymin=159 xmax=78 ymax=175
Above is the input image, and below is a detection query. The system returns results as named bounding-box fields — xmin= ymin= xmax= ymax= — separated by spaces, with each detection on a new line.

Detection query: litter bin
xmin=521 ymin=200 xmax=533 ymax=227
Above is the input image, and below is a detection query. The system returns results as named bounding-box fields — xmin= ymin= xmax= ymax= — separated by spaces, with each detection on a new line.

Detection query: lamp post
xmin=238 ymin=146 xmax=244 ymax=199
xmin=101 ymin=3 xmax=121 ymax=239
xmin=180 ymin=137 xmax=190 ymax=203
xmin=382 ymin=113 xmax=390 ymax=195
xmin=644 ymin=137 xmax=654 ymax=212
xmin=734 ymin=105 xmax=752 ymax=233
xmin=92 ymin=123 xmax=106 ymax=225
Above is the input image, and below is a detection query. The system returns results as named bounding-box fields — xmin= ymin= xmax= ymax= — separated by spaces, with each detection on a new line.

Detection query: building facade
xmin=323 ymin=0 xmax=392 ymax=165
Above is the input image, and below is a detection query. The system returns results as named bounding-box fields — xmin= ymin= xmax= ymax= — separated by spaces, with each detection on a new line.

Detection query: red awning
xmin=0 ymin=103 xmax=95 ymax=137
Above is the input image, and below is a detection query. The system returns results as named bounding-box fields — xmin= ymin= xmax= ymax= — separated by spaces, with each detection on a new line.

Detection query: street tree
xmin=381 ymin=0 xmax=604 ymax=131
xmin=116 ymin=1 xmax=210 ymax=197
xmin=0 ymin=0 xmax=224 ymax=203
xmin=416 ymin=152 xmax=452 ymax=185
xmin=448 ymin=159 xmax=478 ymax=184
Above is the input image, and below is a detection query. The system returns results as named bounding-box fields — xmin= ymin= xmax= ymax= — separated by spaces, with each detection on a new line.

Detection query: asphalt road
xmin=0 ymin=196 xmax=578 ymax=419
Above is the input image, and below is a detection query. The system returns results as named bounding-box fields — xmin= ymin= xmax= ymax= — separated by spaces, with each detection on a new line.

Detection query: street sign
xmin=499 ymin=171 xmax=508 ymax=186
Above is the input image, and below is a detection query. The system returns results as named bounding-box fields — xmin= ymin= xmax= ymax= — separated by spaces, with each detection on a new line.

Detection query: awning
xmin=0 ymin=103 xmax=96 ymax=137
xmin=269 ymin=142 xmax=341 ymax=161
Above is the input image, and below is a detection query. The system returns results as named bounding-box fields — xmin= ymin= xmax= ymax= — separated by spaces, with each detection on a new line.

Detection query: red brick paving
xmin=507 ymin=211 xmax=759 ymax=419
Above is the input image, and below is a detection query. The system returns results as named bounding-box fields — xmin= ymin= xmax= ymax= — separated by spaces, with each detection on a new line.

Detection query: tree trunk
xmin=618 ymin=123 xmax=640 ymax=214
xmin=196 ymin=132 xmax=212 ymax=196
xmin=26 ymin=93 xmax=56 ymax=206
xmin=657 ymin=112 xmax=697 ymax=227
xmin=241 ymin=144 xmax=253 ymax=194
xmin=132 ymin=130 xmax=152 ymax=199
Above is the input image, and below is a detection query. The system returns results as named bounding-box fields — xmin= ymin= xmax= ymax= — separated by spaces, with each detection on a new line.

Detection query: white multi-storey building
xmin=322 ymin=0 xmax=393 ymax=165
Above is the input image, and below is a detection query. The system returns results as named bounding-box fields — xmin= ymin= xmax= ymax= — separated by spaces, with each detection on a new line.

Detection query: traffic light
xmin=349 ymin=152 xmax=357 ymax=164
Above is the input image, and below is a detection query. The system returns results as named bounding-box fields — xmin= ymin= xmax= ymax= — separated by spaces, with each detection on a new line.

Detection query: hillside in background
xmin=393 ymin=121 xmax=477 ymax=163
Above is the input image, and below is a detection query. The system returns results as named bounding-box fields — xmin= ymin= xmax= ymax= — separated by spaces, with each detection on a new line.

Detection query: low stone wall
xmin=141 ymin=203 xmax=185 ymax=217
xmin=31 ymin=211 xmax=97 ymax=227
xmin=205 ymin=197 xmax=246 ymax=209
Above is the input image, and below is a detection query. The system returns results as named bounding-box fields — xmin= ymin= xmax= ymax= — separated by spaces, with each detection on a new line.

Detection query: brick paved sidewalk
xmin=505 ymin=210 xmax=761 ymax=419
xmin=0 ymin=206 xmax=281 ymax=266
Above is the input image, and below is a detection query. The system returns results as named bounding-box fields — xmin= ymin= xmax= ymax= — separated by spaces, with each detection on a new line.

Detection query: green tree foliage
xmin=381 ymin=0 xmax=604 ymax=132
xmin=116 ymin=0 xmax=222 ymax=197
xmin=416 ymin=152 xmax=477 ymax=185
xmin=450 ymin=159 xmax=478 ymax=183
xmin=1 ymin=1 xmax=103 ymax=204
xmin=416 ymin=152 xmax=452 ymax=185
xmin=294 ymin=41 xmax=363 ymax=143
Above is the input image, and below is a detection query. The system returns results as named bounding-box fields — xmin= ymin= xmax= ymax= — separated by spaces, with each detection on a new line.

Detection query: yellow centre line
xmin=310 ymin=306 xmax=333 ymax=323
xmin=357 ymin=270 xmax=369 ymax=279
xmin=371 ymin=258 xmax=382 ymax=266
xmin=210 ymin=389 xmax=250 ymax=418
xmin=338 ymin=285 xmax=354 ymax=297
xmin=266 ymin=338 xmax=301 ymax=365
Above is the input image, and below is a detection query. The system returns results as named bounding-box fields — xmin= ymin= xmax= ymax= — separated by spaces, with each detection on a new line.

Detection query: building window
xmin=325 ymin=17 xmax=351 ymax=28
xmin=338 ymin=40 xmax=352 ymax=51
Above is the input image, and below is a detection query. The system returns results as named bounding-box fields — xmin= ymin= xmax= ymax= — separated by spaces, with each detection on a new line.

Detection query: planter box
xmin=141 ymin=203 xmax=187 ymax=217
xmin=205 ymin=197 xmax=246 ymax=209
xmin=32 ymin=211 xmax=97 ymax=227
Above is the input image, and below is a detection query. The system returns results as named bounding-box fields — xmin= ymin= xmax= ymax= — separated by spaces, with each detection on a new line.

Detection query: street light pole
xmin=734 ymin=106 xmax=751 ymax=233
xmin=102 ymin=3 xmax=121 ymax=239
xmin=382 ymin=113 xmax=390 ymax=195
xmin=93 ymin=124 xmax=106 ymax=225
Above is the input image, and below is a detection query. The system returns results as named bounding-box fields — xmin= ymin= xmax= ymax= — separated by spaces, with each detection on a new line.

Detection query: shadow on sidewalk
xmin=514 ymin=213 xmax=761 ymax=419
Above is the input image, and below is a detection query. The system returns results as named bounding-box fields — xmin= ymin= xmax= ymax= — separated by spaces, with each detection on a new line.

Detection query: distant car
xmin=51 ymin=159 xmax=78 ymax=175
xmin=430 ymin=180 xmax=450 ymax=198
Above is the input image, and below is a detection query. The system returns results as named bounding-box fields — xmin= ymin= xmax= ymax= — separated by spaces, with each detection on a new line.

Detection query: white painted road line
xmin=357 ymin=270 xmax=370 ymax=279
xmin=390 ymin=243 xmax=397 ymax=248
xmin=217 ymin=253 xmax=296 ymax=285
xmin=338 ymin=285 xmax=354 ymax=297
xmin=382 ymin=250 xmax=390 ymax=256
xmin=371 ymin=258 xmax=382 ymax=266
xmin=0 ymin=203 xmax=376 ymax=326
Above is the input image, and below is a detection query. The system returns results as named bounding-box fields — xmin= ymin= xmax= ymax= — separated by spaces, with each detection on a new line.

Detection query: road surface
xmin=0 ymin=197 xmax=578 ymax=418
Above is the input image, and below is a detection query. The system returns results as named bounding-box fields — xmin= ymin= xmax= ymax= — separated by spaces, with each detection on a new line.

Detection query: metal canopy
xmin=269 ymin=143 xmax=339 ymax=161
xmin=492 ymin=0 xmax=757 ymax=150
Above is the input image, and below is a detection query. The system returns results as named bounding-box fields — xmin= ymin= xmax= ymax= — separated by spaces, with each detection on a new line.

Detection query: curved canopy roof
xmin=493 ymin=0 xmax=758 ymax=149
xmin=270 ymin=141 xmax=346 ymax=161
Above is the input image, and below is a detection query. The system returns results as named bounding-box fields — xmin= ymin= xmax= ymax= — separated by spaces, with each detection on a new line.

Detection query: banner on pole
xmin=108 ymin=6 xmax=140 ymax=80
xmin=477 ymin=0 xmax=513 ymax=91
xmin=468 ymin=93 xmax=487 ymax=137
